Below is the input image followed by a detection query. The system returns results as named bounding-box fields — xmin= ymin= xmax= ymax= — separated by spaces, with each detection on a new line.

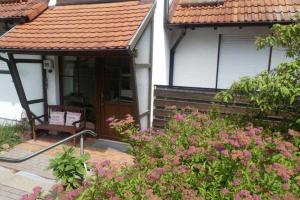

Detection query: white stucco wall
xmin=46 ymin=55 xmax=60 ymax=105
xmin=170 ymin=26 xmax=289 ymax=89
xmin=152 ymin=0 xmax=170 ymax=86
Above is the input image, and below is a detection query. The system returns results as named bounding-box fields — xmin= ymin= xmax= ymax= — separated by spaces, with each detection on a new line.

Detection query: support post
xmin=80 ymin=135 xmax=84 ymax=155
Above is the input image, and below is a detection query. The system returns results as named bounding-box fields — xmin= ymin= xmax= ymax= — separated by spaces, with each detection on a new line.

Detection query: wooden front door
xmin=96 ymin=57 xmax=135 ymax=140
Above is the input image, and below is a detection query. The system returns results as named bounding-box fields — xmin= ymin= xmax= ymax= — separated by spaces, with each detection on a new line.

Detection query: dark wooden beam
xmin=14 ymin=59 xmax=43 ymax=64
xmin=215 ymin=34 xmax=222 ymax=89
xmin=27 ymin=99 xmax=45 ymax=105
xmin=7 ymin=53 xmax=33 ymax=125
xmin=169 ymin=30 xmax=186 ymax=86
xmin=42 ymin=55 xmax=48 ymax=122
xmin=0 ymin=70 xmax=10 ymax=74
xmin=268 ymin=46 xmax=273 ymax=72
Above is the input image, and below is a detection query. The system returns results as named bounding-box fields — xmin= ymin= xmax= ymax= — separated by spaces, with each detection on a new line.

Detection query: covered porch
xmin=0 ymin=1 xmax=155 ymax=142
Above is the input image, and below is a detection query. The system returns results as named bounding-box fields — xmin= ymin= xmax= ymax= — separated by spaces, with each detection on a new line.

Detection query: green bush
xmin=48 ymin=145 xmax=90 ymax=191
xmin=216 ymin=19 xmax=300 ymax=129
xmin=75 ymin=111 xmax=300 ymax=200
xmin=0 ymin=124 xmax=23 ymax=151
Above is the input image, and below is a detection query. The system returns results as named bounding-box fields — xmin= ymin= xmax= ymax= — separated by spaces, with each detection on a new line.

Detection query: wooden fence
xmin=153 ymin=85 xmax=294 ymax=129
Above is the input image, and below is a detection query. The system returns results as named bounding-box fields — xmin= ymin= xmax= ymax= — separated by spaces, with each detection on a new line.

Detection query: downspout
xmin=169 ymin=29 xmax=186 ymax=86
xmin=164 ymin=0 xmax=169 ymax=25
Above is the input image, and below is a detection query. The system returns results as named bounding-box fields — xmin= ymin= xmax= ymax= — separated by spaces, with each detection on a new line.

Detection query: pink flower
xmin=173 ymin=156 xmax=180 ymax=165
xmin=174 ymin=114 xmax=185 ymax=122
xmin=253 ymin=195 xmax=262 ymax=200
xmin=186 ymin=146 xmax=197 ymax=156
xmin=20 ymin=194 xmax=29 ymax=200
xmin=221 ymin=188 xmax=229 ymax=195
xmin=180 ymin=165 xmax=190 ymax=174
xmin=272 ymin=163 xmax=293 ymax=181
xmin=220 ymin=131 xmax=229 ymax=139
xmin=296 ymin=165 xmax=300 ymax=172
xmin=33 ymin=186 xmax=42 ymax=195
xmin=221 ymin=150 xmax=229 ymax=157
xmin=115 ymin=176 xmax=124 ymax=182
xmin=106 ymin=116 xmax=115 ymax=123
xmin=155 ymin=167 xmax=165 ymax=175
xmin=232 ymin=178 xmax=241 ymax=186
xmin=282 ymin=183 xmax=290 ymax=190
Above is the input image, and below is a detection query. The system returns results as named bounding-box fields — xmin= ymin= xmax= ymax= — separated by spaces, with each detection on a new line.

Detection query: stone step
xmin=0 ymin=166 xmax=56 ymax=194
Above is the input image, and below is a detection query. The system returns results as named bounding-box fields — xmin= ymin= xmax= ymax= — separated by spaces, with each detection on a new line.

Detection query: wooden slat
xmin=153 ymin=118 xmax=167 ymax=128
xmin=153 ymin=109 xmax=174 ymax=118
xmin=155 ymin=88 xmax=249 ymax=105
xmin=154 ymin=99 xmax=250 ymax=114
xmin=153 ymin=85 xmax=299 ymax=129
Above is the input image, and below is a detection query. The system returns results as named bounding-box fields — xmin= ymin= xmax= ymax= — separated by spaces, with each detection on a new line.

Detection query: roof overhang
xmin=0 ymin=48 xmax=132 ymax=56
xmin=0 ymin=1 xmax=156 ymax=55
xmin=128 ymin=0 xmax=156 ymax=51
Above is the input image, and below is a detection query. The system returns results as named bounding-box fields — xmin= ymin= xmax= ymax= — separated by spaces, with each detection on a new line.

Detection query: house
xmin=0 ymin=0 xmax=155 ymax=140
xmin=0 ymin=0 xmax=48 ymax=122
xmin=163 ymin=0 xmax=299 ymax=89
xmin=151 ymin=0 xmax=299 ymax=128
xmin=0 ymin=0 xmax=299 ymax=137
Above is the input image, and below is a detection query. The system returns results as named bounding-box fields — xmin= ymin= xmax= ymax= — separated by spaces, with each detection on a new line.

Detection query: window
xmin=61 ymin=56 xmax=96 ymax=122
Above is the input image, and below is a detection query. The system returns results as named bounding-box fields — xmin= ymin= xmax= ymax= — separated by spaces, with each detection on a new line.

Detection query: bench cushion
xmin=49 ymin=111 xmax=65 ymax=126
xmin=35 ymin=124 xmax=83 ymax=133
xmin=65 ymin=112 xmax=81 ymax=127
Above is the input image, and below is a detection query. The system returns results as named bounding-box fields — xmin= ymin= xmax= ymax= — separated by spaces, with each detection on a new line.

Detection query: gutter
xmin=167 ymin=21 xmax=290 ymax=30
xmin=128 ymin=0 xmax=157 ymax=51
xmin=169 ymin=29 xmax=186 ymax=86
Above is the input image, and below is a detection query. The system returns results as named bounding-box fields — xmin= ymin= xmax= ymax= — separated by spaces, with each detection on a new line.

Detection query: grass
xmin=0 ymin=124 xmax=24 ymax=151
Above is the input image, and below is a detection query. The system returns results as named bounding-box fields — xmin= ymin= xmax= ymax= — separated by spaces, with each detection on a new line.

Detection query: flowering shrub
xmin=21 ymin=186 xmax=52 ymax=200
xmin=75 ymin=110 xmax=300 ymax=200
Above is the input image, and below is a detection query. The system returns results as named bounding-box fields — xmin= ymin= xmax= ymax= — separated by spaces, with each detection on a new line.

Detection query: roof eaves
xmin=0 ymin=47 xmax=131 ymax=56
xmin=167 ymin=21 xmax=293 ymax=29
xmin=128 ymin=0 xmax=156 ymax=51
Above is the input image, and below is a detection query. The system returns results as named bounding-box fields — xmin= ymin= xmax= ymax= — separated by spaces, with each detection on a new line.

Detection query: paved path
xmin=0 ymin=147 xmax=54 ymax=179
xmin=0 ymin=184 xmax=27 ymax=200
xmin=0 ymin=136 xmax=133 ymax=199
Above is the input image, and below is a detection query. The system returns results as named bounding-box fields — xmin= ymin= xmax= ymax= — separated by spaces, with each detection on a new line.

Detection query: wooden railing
xmin=153 ymin=85 xmax=297 ymax=129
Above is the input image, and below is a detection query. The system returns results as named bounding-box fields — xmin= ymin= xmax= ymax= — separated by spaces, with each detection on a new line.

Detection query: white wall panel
xmin=16 ymin=55 xmax=44 ymax=119
xmin=46 ymin=56 xmax=60 ymax=105
xmin=17 ymin=63 xmax=43 ymax=101
xmin=218 ymin=35 xmax=269 ymax=89
xmin=0 ymin=53 xmax=8 ymax=71
xmin=173 ymin=29 xmax=219 ymax=88
xmin=0 ymin=74 xmax=23 ymax=121
xmin=270 ymin=47 xmax=292 ymax=69
xmin=135 ymin=25 xmax=151 ymax=65
xmin=135 ymin=67 xmax=150 ymax=114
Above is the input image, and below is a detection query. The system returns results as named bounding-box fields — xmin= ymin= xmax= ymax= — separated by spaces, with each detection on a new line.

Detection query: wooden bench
xmin=32 ymin=105 xmax=86 ymax=146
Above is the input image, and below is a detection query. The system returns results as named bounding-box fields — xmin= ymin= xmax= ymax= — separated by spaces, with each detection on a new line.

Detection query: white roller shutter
xmin=217 ymin=35 xmax=269 ymax=89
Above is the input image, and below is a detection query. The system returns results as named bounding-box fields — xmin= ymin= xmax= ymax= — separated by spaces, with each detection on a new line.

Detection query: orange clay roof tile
xmin=0 ymin=0 xmax=48 ymax=21
xmin=0 ymin=1 xmax=152 ymax=51
xmin=170 ymin=0 xmax=300 ymax=25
